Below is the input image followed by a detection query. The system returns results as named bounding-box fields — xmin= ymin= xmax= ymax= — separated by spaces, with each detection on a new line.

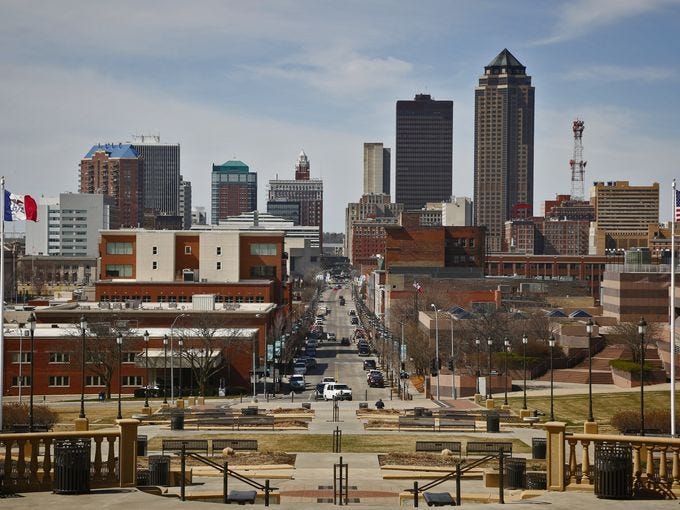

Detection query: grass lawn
xmin=505 ymin=390 xmax=679 ymax=432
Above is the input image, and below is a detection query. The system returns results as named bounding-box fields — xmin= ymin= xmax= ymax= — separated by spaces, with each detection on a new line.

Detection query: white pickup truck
xmin=323 ymin=383 xmax=353 ymax=401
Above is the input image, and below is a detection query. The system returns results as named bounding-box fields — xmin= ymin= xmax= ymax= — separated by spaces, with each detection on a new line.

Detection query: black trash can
xmin=137 ymin=435 xmax=148 ymax=457
xmin=413 ymin=407 xmax=424 ymax=418
xmin=526 ymin=471 xmax=547 ymax=490
xmin=486 ymin=412 xmax=500 ymax=433
xmin=148 ymin=455 xmax=171 ymax=486
xmin=242 ymin=407 xmax=258 ymax=416
xmin=170 ymin=413 xmax=184 ymax=431
xmin=532 ymin=437 xmax=547 ymax=459
xmin=53 ymin=439 xmax=91 ymax=494
xmin=136 ymin=468 xmax=150 ymax=486
xmin=594 ymin=442 xmax=633 ymax=499
xmin=504 ymin=457 xmax=526 ymax=489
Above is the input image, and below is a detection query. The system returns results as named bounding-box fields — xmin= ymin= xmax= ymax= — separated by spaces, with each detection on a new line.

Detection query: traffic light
xmin=448 ymin=359 xmax=454 ymax=371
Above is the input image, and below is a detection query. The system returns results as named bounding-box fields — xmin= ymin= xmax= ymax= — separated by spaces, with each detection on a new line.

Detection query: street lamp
xmin=143 ymin=330 xmax=150 ymax=409
xmin=79 ymin=315 xmax=87 ymax=419
xmin=638 ymin=317 xmax=647 ymax=435
xmin=548 ymin=334 xmax=556 ymax=421
xmin=475 ymin=338 xmax=481 ymax=395
xmin=430 ymin=304 xmax=440 ymax=401
xmin=449 ymin=316 xmax=456 ymax=399
xmin=116 ymin=333 xmax=123 ymax=420
xmin=487 ymin=337 xmax=493 ymax=400
xmin=586 ymin=318 xmax=594 ymax=422
xmin=27 ymin=312 xmax=36 ymax=431
xmin=522 ymin=333 xmax=528 ymax=410
xmin=503 ymin=337 xmax=510 ymax=406
xmin=162 ymin=334 xmax=168 ymax=405
xmin=178 ymin=338 xmax=184 ymax=399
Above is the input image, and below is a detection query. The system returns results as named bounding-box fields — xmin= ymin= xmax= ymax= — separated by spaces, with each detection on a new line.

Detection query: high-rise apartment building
xmin=363 ymin=143 xmax=391 ymax=195
xmin=130 ymin=135 xmax=181 ymax=216
xmin=26 ymin=193 xmax=115 ymax=257
xmin=179 ymin=176 xmax=192 ymax=230
xmin=79 ymin=143 xmax=143 ymax=227
xmin=267 ymin=151 xmax=323 ymax=241
xmin=211 ymin=160 xmax=258 ymax=224
xmin=589 ymin=181 xmax=659 ymax=254
xmin=395 ymin=94 xmax=453 ymax=210
xmin=474 ymin=49 xmax=535 ymax=253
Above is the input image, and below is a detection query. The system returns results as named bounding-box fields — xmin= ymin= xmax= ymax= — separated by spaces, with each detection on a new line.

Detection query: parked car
xmin=323 ymin=383 xmax=353 ymax=401
xmin=293 ymin=361 xmax=307 ymax=375
xmin=349 ymin=309 xmax=356 ymax=316
xmin=327 ymin=332 xmax=336 ymax=341
xmin=321 ymin=376 xmax=336 ymax=384
xmin=350 ymin=317 xmax=359 ymax=325
xmin=363 ymin=359 xmax=377 ymax=371
xmin=289 ymin=374 xmax=306 ymax=392
xmin=358 ymin=346 xmax=370 ymax=356
xmin=340 ymin=337 xmax=350 ymax=346
xmin=366 ymin=369 xmax=382 ymax=382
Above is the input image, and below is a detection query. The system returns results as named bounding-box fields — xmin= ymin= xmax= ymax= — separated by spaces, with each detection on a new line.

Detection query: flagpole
xmin=0 ymin=175 xmax=5 ymax=429
xmin=672 ymin=180 xmax=677 ymax=437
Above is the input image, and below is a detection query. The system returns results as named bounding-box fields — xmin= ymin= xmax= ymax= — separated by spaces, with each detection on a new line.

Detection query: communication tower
xmin=569 ymin=119 xmax=587 ymax=200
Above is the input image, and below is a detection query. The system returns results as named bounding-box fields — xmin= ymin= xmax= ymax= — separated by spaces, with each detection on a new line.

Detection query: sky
xmin=1 ymin=0 xmax=680 ymax=233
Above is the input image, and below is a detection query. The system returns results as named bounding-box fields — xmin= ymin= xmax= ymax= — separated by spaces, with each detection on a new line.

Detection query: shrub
xmin=1 ymin=403 xmax=58 ymax=430
xmin=609 ymin=359 xmax=653 ymax=374
xmin=610 ymin=408 xmax=676 ymax=434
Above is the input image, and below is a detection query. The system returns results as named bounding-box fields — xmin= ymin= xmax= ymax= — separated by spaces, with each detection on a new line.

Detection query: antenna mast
xmin=569 ymin=119 xmax=587 ymax=200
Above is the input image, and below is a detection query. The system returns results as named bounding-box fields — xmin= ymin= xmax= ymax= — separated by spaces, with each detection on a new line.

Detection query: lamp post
xmin=449 ymin=316 xmax=456 ymax=399
xmin=586 ymin=318 xmax=594 ymax=422
xmin=475 ymin=338 xmax=480 ymax=395
xmin=487 ymin=337 xmax=493 ymax=400
xmin=27 ymin=312 xmax=36 ymax=431
xmin=638 ymin=317 xmax=647 ymax=435
xmin=549 ymin=334 xmax=556 ymax=421
xmin=116 ymin=333 xmax=123 ymax=420
xmin=79 ymin=315 xmax=87 ymax=419
xmin=430 ymin=304 xmax=440 ymax=401
xmin=503 ymin=337 xmax=510 ymax=406
xmin=178 ymin=338 xmax=184 ymax=399
xmin=162 ymin=335 xmax=168 ymax=405
xmin=143 ymin=330 xmax=150 ymax=409
xmin=522 ymin=333 xmax=528 ymax=410
xmin=170 ymin=313 xmax=188 ymax=404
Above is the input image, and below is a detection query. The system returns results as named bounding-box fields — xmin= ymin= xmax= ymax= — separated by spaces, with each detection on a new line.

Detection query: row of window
xmin=12 ymin=375 xmax=145 ymax=387
xmin=108 ymin=242 xmax=278 ymax=258
xmin=10 ymin=352 xmax=137 ymax=363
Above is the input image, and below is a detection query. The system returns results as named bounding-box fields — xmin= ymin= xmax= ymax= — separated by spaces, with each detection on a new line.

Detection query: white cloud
xmin=565 ymin=64 xmax=677 ymax=83
xmin=534 ymin=0 xmax=680 ymax=45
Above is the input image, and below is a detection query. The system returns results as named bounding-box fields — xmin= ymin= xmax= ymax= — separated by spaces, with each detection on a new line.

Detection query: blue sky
xmin=1 ymin=0 xmax=680 ymax=232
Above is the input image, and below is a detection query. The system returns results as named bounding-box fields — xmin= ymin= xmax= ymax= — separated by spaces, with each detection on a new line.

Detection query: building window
xmin=250 ymin=265 xmax=276 ymax=278
xmin=49 ymin=376 xmax=70 ymax=387
xmin=11 ymin=376 xmax=31 ymax=387
xmin=86 ymin=375 xmax=105 ymax=387
xmin=122 ymin=352 xmax=136 ymax=363
xmin=49 ymin=352 xmax=70 ymax=363
xmin=152 ymin=261 xmax=158 ymax=270
xmin=184 ymin=246 xmax=192 ymax=255
xmin=250 ymin=243 xmax=277 ymax=256
xmin=216 ymin=261 xmax=222 ymax=270
xmin=178 ymin=295 xmax=187 ymax=303
xmin=255 ymin=296 xmax=264 ymax=303
xmin=142 ymin=295 xmax=151 ymax=303
xmin=216 ymin=247 xmax=222 ymax=255
xmin=123 ymin=375 xmax=144 ymax=386
xmin=105 ymin=264 xmax=132 ymax=277
xmin=11 ymin=352 xmax=32 ymax=363
xmin=106 ymin=242 xmax=133 ymax=255
xmin=152 ymin=246 xmax=158 ymax=255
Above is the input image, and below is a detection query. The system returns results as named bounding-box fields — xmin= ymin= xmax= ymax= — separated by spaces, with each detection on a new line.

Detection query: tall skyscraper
xmin=395 ymin=94 xmax=453 ymax=210
xmin=79 ymin=143 xmax=143 ymax=227
xmin=474 ymin=49 xmax=535 ymax=253
xmin=130 ymin=134 xmax=181 ymax=216
xmin=267 ymin=151 xmax=323 ymax=239
xmin=211 ymin=160 xmax=258 ymax=224
xmin=363 ymin=143 xmax=391 ymax=195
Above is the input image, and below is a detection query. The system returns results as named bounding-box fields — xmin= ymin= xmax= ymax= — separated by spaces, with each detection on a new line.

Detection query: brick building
xmin=211 ymin=160 xmax=258 ymax=223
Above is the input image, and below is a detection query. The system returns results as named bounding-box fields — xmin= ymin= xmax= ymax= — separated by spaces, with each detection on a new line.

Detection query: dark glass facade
xmin=395 ymin=94 xmax=453 ymax=211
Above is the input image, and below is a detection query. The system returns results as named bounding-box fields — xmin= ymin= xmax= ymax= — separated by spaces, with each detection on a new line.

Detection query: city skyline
xmin=1 ymin=1 xmax=679 ymax=232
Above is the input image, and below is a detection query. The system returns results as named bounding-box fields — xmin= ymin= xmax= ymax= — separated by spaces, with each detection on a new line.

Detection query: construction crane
xmin=569 ymin=119 xmax=587 ymax=201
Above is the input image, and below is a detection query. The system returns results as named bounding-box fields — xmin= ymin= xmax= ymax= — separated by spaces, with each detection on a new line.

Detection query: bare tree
xmin=609 ymin=321 xmax=662 ymax=363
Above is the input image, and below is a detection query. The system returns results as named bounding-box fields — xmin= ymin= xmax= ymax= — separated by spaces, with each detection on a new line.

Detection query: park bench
xmin=236 ymin=415 xmax=275 ymax=430
xmin=465 ymin=441 xmax=513 ymax=457
xmin=162 ymin=439 xmax=209 ymax=456
xmin=212 ymin=439 xmax=258 ymax=454
xmin=415 ymin=441 xmax=461 ymax=454
xmin=438 ymin=418 xmax=476 ymax=432
xmin=398 ymin=416 xmax=436 ymax=431
xmin=423 ymin=491 xmax=455 ymax=507
xmin=10 ymin=424 xmax=50 ymax=433
xmin=196 ymin=416 xmax=237 ymax=430
xmin=434 ymin=409 xmax=472 ymax=418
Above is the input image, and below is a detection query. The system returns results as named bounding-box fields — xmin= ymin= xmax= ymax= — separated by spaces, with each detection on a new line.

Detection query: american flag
xmin=676 ymin=189 xmax=680 ymax=221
